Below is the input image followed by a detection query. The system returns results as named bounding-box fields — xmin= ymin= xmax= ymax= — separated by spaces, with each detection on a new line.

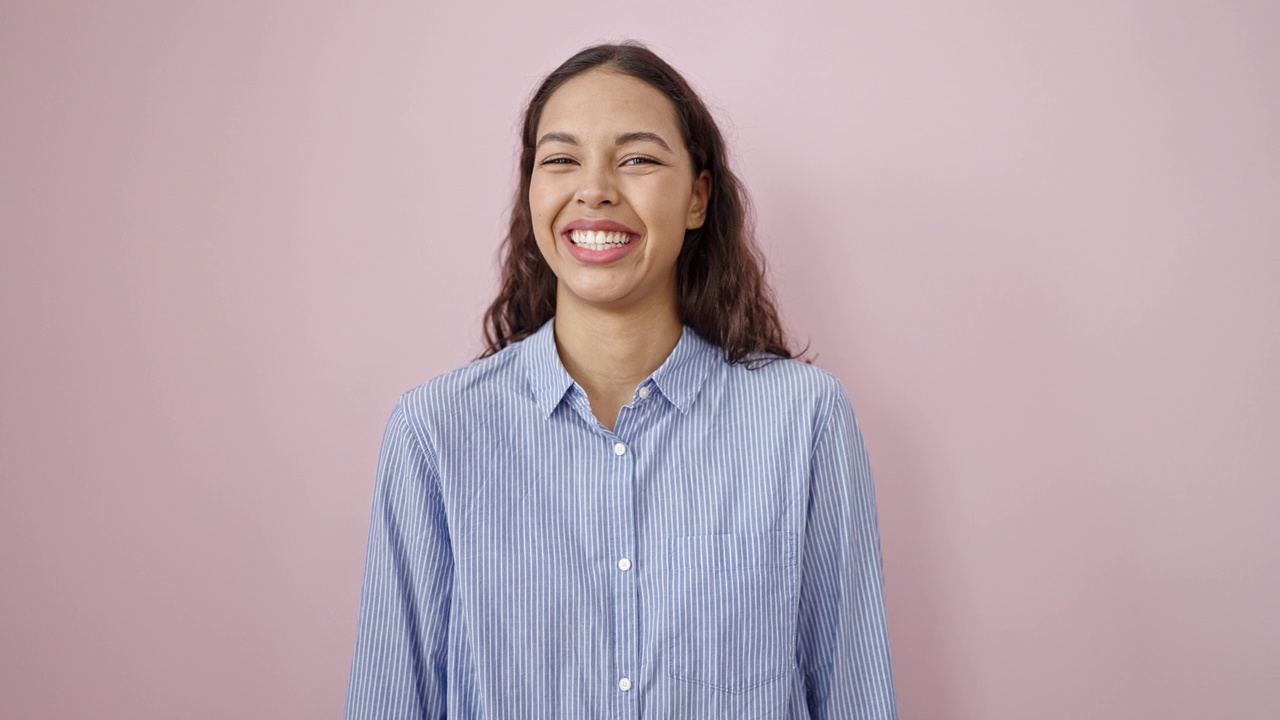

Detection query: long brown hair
xmin=481 ymin=41 xmax=799 ymax=365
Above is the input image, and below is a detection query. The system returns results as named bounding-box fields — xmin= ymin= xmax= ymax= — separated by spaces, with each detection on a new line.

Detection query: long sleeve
xmin=345 ymin=400 xmax=453 ymax=719
xmin=797 ymin=383 xmax=898 ymax=718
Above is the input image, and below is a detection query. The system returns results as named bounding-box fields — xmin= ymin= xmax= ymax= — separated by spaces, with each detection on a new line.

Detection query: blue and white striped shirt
xmin=346 ymin=319 xmax=897 ymax=719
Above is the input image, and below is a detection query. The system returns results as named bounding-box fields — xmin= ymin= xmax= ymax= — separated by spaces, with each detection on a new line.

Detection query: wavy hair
xmin=481 ymin=41 xmax=799 ymax=365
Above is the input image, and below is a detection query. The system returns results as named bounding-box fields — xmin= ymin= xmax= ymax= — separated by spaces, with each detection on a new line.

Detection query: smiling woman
xmin=530 ymin=69 xmax=708 ymax=330
xmin=345 ymin=41 xmax=898 ymax=719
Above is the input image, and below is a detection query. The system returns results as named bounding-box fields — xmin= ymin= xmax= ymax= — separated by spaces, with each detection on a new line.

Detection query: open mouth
xmin=568 ymin=230 xmax=635 ymax=251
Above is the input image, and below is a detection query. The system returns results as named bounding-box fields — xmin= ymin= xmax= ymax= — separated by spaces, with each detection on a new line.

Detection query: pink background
xmin=2 ymin=2 xmax=1277 ymax=718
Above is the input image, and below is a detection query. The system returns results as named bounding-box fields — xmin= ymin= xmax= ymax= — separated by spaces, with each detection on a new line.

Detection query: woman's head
xmin=483 ymin=41 xmax=796 ymax=364
xmin=528 ymin=65 xmax=711 ymax=322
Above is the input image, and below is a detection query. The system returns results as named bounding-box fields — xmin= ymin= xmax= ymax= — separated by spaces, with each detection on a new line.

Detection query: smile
xmin=569 ymin=230 xmax=634 ymax=250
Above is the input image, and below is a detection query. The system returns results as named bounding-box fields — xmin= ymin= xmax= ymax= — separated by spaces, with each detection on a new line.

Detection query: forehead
xmin=537 ymin=69 xmax=682 ymax=140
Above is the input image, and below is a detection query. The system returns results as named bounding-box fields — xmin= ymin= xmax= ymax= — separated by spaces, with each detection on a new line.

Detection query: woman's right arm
xmin=345 ymin=400 xmax=452 ymax=720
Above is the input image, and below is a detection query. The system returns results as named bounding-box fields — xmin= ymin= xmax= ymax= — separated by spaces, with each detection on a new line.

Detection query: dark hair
xmin=481 ymin=41 xmax=799 ymax=365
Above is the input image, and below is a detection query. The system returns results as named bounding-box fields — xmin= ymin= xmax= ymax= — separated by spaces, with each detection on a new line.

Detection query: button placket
xmin=607 ymin=434 xmax=639 ymax=712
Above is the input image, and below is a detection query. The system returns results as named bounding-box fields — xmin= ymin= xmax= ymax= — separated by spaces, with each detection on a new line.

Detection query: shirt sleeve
xmin=345 ymin=399 xmax=452 ymax=720
xmin=797 ymin=381 xmax=899 ymax=719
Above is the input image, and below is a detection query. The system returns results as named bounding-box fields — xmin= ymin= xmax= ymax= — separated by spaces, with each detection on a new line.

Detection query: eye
xmin=622 ymin=155 xmax=661 ymax=166
xmin=539 ymin=156 xmax=576 ymax=166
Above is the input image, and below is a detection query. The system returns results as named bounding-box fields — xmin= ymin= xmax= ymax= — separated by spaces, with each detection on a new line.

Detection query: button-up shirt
xmin=345 ymin=319 xmax=898 ymax=719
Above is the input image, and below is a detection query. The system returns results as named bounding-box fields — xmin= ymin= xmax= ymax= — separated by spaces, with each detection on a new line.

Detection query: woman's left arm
xmin=797 ymin=380 xmax=899 ymax=719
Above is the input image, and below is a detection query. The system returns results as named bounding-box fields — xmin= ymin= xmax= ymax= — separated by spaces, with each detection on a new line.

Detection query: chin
xmin=558 ymin=279 xmax=642 ymax=309
xmin=566 ymin=290 xmax=635 ymax=309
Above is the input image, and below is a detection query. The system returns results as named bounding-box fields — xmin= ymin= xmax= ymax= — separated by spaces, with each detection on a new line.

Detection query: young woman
xmin=346 ymin=42 xmax=897 ymax=719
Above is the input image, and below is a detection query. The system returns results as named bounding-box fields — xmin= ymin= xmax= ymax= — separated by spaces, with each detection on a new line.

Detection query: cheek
xmin=528 ymin=180 xmax=560 ymax=233
xmin=640 ymin=181 xmax=695 ymax=235
xmin=527 ymin=191 xmax=561 ymax=267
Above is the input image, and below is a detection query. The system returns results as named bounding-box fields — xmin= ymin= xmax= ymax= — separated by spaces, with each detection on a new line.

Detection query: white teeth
xmin=569 ymin=229 xmax=632 ymax=250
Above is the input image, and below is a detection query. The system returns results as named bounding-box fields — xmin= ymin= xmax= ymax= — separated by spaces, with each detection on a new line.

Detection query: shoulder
xmin=394 ymin=341 xmax=532 ymax=438
xmin=725 ymin=355 xmax=849 ymax=409
xmin=710 ymin=354 xmax=857 ymax=442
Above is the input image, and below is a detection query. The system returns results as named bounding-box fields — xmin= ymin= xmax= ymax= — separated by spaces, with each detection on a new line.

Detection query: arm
xmin=345 ymin=399 xmax=452 ymax=719
xmin=798 ymin=382 xmax=898 ymax=719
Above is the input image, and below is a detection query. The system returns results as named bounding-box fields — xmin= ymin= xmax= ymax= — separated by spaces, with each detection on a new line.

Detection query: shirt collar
xmin=523 ymin=319 xmax=576 ymax=419
xmin=647 ymin=322 xmax=717 ymax=413
xmin=522 ymin=317 xmax=719 ymax=419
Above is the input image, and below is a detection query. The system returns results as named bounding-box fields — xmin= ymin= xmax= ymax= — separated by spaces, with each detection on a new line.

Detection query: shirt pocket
xmin=666 ymin=531 xmax=799 ymax=694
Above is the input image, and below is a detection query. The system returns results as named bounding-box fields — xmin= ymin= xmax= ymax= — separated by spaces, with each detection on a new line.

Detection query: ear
xmin=686 ymin=170 xmax=712 ymax=229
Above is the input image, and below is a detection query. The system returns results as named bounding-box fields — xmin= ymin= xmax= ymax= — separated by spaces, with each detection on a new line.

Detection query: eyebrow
xmin=535 ymin=132 xmax=579 ymax=149
xmin=534 ymin=131 xmax=673 ymax=152
xmin=614 ymin=131 xmax=672 ymax=152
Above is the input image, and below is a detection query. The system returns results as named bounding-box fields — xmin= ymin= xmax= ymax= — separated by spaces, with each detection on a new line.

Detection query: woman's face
xmin=529 ymin=69 xmax=711 ymax=317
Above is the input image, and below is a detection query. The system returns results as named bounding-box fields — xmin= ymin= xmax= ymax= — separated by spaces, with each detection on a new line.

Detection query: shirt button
xmin=618 ymin=677 xmax=632 ymax=692
xmin=613 ymin=442 xmax=626 ymax=456
xmin=638 ymin=386 xmax=650 ymax=399
xmin=617 ymin=557 xmax=632 ymax=571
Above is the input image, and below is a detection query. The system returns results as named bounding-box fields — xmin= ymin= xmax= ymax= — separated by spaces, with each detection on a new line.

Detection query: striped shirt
xmin=345 ymin=318 xmax=898 ymax=719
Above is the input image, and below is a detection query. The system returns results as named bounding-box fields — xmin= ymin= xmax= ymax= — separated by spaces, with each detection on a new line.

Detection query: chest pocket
xmin=666 ymin=531 xmax=799 ymax=694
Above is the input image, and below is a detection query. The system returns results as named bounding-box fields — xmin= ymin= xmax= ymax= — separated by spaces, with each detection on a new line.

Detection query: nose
xmin=574 ymin=163 xmax=618 ymax=207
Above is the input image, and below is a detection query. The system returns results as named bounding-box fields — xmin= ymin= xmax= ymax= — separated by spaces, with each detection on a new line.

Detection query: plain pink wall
xmin=2 ymin=2 xmax=1277 ymax=718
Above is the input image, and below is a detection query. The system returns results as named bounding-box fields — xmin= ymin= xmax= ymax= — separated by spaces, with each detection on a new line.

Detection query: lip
xmin=560 ymin=218 xmax=642 ymax=265
xmin=562 ymin=218 xmax=640 ymax=235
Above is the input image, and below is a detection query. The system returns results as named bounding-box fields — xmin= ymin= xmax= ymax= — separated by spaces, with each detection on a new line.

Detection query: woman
xmin=346 ymin=42 xmax=897 ymax=719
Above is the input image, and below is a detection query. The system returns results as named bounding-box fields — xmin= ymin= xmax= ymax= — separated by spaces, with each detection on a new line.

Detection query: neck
xmin=553 ymin=292 xmax=683 ymax=429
